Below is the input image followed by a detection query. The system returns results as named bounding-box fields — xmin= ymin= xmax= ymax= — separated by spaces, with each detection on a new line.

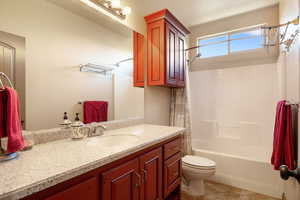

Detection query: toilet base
xmin=181 ymin=179 xmax=205 ymax=197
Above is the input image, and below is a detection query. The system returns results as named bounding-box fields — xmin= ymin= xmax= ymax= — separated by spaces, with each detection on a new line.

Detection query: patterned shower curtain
xmin=170 ymin=76 xmax=193 ymax=155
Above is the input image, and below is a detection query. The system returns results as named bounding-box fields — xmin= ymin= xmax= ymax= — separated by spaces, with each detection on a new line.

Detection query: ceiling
xmin=48 ymin=0 xmax=280 ymax=32
xmin=125 ymin=0 xmax=279 ymax=27
xmin=48 ymin=0 xmax=133 ymax=37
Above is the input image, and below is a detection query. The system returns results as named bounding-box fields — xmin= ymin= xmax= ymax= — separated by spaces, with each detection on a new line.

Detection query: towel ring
xmin=0 ymin=77 xmax=3 ymax=89
xmin=0 ymin=72 xmax=17 ymax=162
xmin=0 ymin=72 xmax=14 ymax=89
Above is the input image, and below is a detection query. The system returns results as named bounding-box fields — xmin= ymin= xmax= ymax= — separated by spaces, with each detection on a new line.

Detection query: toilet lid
xmin=182 ymin=155 xmax=216 ymax=169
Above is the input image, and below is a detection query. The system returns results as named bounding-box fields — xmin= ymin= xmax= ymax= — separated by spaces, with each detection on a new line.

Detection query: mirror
xmin=0 ymin=0 xmax=144 ymax=130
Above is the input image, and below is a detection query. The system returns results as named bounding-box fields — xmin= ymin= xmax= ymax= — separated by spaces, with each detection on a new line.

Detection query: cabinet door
xmin=44 ymin=177 xmax=99 ymax=200
xmin=140 ymin=148 xmax=163 ymax=200
xmin=147 ymin=19 xmax=165 ymax=86
xmin=133 ymin=31 xmax=144 ymax=87
xmin=164 ymin=153 xmax=181 ymax=198
xmin=177 ymin=32 xmax=186 ymax=87
xmin=102 ymin=158 xmax=140 ymax=200
xmin=166 ymin=22 xmax=178 ymax=87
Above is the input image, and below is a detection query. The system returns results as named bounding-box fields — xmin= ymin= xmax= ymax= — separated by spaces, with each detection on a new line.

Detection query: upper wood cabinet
xmin=133 ymin=31 xmax=145 ymax=87
xmin=145 ymin=9 xmax=190 ymax=88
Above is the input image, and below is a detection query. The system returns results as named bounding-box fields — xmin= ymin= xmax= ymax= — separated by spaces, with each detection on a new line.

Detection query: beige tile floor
xmin=181 ymin=181 xmax=280 ymax=200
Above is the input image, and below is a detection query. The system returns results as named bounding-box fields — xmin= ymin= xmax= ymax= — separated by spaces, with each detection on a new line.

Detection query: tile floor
xmin=181 ymin=181 xmax=280 ymax=200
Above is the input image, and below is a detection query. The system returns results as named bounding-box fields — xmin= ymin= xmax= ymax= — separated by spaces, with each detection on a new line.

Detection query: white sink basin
xmin=87 ymin=134 xmax=139 ymax=147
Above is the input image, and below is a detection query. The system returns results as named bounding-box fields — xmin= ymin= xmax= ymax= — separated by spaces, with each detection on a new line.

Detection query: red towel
xmin=284 ymin=105 xmax=296 ymax=169
xmin=5 ymin=87 xmax=25 ymax=153
xmin=271 ymin=100 xmax=296 ymax=170
xmin=0 ymin=90 xmax=7 ymax=138
xmin=83 ymin=101 xmax=108 ymax=124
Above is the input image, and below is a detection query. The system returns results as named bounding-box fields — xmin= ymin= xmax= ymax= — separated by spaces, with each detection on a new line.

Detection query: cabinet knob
xmin=142 ymin=169 xmax=148 ymax=183
xmin=279 ymin=165 xmax=300 ymax=183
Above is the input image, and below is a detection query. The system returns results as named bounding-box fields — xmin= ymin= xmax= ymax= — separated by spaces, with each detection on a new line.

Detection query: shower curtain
xmin=170 ymin=71 xmax=193 ymax=155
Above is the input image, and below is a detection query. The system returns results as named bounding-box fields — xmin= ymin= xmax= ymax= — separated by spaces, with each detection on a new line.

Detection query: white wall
xmin=0 ymin=0 xmax=134 ymax=130
xmin=114 ymin=61 xmax=144 ymax=120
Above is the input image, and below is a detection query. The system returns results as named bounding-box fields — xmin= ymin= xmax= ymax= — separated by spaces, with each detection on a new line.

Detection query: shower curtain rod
xmin=115 ymin=58 xmax=133 ymax=66
xmin=261 ymin=17 xmax=299 ymax=29
xmin=286 ymin=101 xmax=299 ymax=105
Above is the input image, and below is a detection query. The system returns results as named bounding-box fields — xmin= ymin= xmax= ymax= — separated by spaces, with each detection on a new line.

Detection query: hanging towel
xmin=83 ymin=101 xmax=108 ymax=124
xmin=0 ymin=90 xmax=7 ymax=138
xmin=283 ymin=104 xmax=296 ymax=169
xmin=271 ymin=100 xmax=296 ymax=170
xmin=5 ymin=87 xmax=25 ymax=153
xmin=291 ymin=105 xmax=298 ymax=163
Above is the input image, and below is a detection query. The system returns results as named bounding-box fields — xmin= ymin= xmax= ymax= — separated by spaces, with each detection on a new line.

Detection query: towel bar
xmin=279 ymin=165 xmax=300 ymax=183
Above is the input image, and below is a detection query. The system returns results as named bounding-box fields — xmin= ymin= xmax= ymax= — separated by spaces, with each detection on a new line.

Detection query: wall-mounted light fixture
xmin=81 ymin=0 xmax=132 ymax=20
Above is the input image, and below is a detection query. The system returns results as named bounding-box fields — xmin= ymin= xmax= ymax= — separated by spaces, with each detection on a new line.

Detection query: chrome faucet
xmin=87 ymin=124 xmax=107 ymax=137
xmin=59 ymin=113 xmax=107 ymax=139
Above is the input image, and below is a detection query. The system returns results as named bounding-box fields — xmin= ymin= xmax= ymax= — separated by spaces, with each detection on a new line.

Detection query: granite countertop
xmin=0 ymin=124 xmax=185 ymax=200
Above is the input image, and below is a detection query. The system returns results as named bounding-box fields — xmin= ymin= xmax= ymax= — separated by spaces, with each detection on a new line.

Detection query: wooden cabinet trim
xmin=145 ymin=9 xmax=188 ymax=88
xmin=133 ymin=31 xmax=145 ymax=87
xmin=163 ymin=153 xmax=182 ymax=198
xmin=164 ymin=137 xmax=181 ymax=160
xmin=44 ymin=177 xmax=99 ymax=200
xmin=144 ymin=9 xmax=190 ymax=36
xmin=165 ymin=22 xmax=178 ymax=87
xmin=140 ymin=147 xmax=163 ymax=200
xmin=147 ymin=19 xmax=166 ymax=86
xmin=102 ymin=158 xmax=140 ymax=200
xmin=176 ymin=32 xmax=186 ymax=87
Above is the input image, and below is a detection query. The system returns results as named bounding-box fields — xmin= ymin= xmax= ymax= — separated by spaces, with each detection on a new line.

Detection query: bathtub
xmin=193 ymin=147 xmax=284 ymax=198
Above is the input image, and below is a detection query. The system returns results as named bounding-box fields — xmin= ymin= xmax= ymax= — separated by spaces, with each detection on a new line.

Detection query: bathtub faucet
xmin=279 ymin=165 xmax=300 ymax=184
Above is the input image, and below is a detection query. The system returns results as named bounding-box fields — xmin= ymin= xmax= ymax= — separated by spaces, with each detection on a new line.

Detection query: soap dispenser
xmin=59 ymin=112 xmax=72 ymax=129
xmin=74 ymin=113 xmax=80 ymax=122
xmin=70 ymin=113 xmax=91 ymax=139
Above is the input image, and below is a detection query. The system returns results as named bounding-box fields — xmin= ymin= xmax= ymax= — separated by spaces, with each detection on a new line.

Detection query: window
xmin=198 ymin=26 xmax=264 ymax=59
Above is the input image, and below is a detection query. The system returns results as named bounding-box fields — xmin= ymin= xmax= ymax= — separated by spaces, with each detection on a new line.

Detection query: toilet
xmin=181 ymin=155 xmax=216 ymax=197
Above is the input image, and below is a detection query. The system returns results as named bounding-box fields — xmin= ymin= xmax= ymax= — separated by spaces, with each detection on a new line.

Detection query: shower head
xmin=187 ymin=53 xmax=201 ymax=65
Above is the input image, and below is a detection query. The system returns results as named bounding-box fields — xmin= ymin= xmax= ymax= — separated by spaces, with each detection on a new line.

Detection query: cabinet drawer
xmin=164 ymin=153 xmax=181 ymax=198
xmin=164 ymin=138 xmax=181 ymax=160
xmin=45 ymin=177 xmax=99 ymax=200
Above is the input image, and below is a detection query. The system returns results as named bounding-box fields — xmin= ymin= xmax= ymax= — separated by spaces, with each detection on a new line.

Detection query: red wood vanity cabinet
xmin=22 ymin=136 xmax=182 ymax=200
xmin=102 ymin=148 xmax=162 ymax=200
xmin=145 ymin=9 xmax=190 ymax=88
xmin=133 ymin=31 xmax=145 ymax=87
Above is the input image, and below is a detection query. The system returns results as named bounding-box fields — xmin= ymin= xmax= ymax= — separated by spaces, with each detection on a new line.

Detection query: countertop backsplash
xmin=1 ymin=117 xmax=144 ymax=149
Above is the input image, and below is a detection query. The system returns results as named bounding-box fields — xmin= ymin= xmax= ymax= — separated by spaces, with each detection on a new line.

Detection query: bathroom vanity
xmin=0 ymin=124 xmax=184 ymax=200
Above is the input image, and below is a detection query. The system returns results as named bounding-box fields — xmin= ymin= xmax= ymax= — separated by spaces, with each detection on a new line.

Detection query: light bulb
xmin=103 ymin=2 xmax=110 ymax=7
xmin=122 ymin=6 xmax=132 ymax=15
xmin=111 ymin=0 xmax=121 ymax=8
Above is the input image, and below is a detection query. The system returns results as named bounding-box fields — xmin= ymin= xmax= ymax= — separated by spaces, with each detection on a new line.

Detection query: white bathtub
xmin=193 ymin=148 xmax=284 ymax=198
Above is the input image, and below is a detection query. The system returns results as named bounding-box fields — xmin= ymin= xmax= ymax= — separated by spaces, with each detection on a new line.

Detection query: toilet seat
xmin=182 ymin=155 xmax=216 ymax=170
